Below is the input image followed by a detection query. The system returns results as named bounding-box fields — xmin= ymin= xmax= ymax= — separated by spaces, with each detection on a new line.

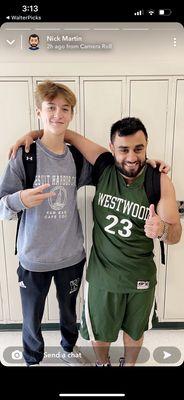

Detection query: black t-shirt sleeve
xmin=92 ymin=152 xmax=114 ymax=185
xmin=68 ymin=145 xmax=94 ymax=188
xmin=77 ymin=157 xmax=93 ymax=188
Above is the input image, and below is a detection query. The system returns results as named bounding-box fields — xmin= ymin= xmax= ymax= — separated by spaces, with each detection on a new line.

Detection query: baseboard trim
xmin=0 ymin=322 xmax=184 ymax=331
xmin=152 ymin=322 xmax=184 ymax=329
xmin=0 ymin=323 xmax=81 ymax=331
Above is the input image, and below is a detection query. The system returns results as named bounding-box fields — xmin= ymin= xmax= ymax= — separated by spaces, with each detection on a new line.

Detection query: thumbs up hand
xmin=144 ymin=204 xmax=165 ymax=239
xmin=148 ymin=204 xmax=156 ymax=219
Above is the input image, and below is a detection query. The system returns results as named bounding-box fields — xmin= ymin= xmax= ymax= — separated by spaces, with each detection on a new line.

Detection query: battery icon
xmin=159 ymin=9 xmax=172 ymax=16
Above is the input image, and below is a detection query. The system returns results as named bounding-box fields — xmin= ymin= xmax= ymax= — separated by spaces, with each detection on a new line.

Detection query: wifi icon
xmin=148 ymin=9 xmax=155 ymax=15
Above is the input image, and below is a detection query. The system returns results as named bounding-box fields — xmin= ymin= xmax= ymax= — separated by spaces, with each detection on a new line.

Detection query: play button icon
xmin=153 ymin=347 xmax=181 ymax=364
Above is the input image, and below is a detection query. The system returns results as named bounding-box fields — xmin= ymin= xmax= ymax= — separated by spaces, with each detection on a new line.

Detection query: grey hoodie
xmin=0 ymin=139 xmax=92 ymax=272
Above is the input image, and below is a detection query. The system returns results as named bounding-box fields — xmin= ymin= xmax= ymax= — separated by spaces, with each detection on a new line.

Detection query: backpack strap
xmin=68 ymin=145 xmax=84 ymax=187
xmin=144 ymin=164 xmax=161 ymax=206
xmin=144 ymin=165 xmax=165 ymax=265
xmin=15 ymin=143 xmax=37 ymax=255
xmin=22 ymin=142 xmax=37 ymax=188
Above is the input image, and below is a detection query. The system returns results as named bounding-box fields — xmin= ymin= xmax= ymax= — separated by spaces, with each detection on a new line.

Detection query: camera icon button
xmin=11 ymin=349 xmax=23 ymax=360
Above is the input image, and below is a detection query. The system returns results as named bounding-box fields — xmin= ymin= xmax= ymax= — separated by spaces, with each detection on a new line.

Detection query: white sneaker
xmin=60 ymin=346 xmax=91 ymax=366
xmin=26 ymin=363 xmax=40 ymax=367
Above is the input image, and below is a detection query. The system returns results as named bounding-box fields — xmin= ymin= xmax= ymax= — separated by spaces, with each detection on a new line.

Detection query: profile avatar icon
xmin=29 ymin=34 xmax=40 ymax=50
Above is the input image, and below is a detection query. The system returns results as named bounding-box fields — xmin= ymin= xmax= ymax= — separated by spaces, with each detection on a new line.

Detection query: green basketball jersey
xmin=87 ymin=155 xmax=157 ymax=293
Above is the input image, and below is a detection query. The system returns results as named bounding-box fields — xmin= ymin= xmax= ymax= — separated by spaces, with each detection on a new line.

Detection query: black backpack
xmin=15 ymin=142 xmax=83 ymax=254
xmin=15 ymin=145 xmax=165 ymax=264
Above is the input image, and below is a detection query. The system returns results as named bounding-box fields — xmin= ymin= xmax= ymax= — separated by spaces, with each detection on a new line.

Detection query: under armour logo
xmin=26 ymin=156 xmax=33 ymax=161
xmin=69 ymin=278 xmax=80 ymax=294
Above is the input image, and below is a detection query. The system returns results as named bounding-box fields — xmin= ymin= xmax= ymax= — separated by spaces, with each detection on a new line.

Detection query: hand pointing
xmin=20 ymin=184 xmax=56 ymax=209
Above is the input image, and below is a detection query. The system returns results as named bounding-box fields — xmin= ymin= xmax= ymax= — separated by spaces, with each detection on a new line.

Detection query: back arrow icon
xmin=6 ymin=40 xmax=15 ymax=45
xmin=163 ymin=351 xmax=171 ymax=359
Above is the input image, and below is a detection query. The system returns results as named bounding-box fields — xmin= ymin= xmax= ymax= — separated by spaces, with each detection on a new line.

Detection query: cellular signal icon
xmin=134 ymin=10 xmax=144 ymax=16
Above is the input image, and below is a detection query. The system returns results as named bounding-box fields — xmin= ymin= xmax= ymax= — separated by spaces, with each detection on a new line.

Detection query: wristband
xmin=158 ymin=222 xmax=169 ymax=241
